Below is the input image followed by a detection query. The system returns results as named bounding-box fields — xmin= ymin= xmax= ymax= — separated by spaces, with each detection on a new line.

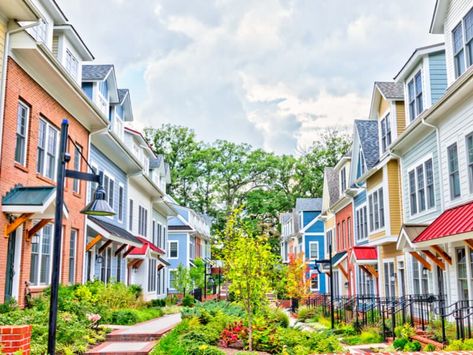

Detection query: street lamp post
xmin=313 ymin=243 xmax=334 ymax=329
xmin=47 ymin=120 xmax=115 ymax=355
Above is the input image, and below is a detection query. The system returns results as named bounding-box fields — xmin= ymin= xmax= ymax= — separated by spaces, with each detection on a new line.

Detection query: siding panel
xmin=429 ymin=52 xmax=447 ymax=104
xmin=387 ymin=161 xmax=402 ymax=235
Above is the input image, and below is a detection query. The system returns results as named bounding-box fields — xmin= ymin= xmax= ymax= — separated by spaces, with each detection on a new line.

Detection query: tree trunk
xmin=248 ymin=312 xmax=253 ymax=351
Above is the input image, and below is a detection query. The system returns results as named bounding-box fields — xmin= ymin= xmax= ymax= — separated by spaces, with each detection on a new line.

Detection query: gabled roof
xmin=374 ymin=82 xmax=404 ymax=100
xmin=2 ymin=185 xmax=55 ymax=206
xmin=82 ymin=64 xmax=113 ymax=81
xmin=279 ymin=212 xmax=292 ymax=224
xmin=352 ymin=246 xmax=377 ymax=262
xmin=115 ymin=88 xmax=133 ymax=121
xmin=430 ymin=0 xmax=449 ymax=34
xmin=325 ymin=167 xmax=339 ymax=206
xmin=129 ymin=236 xmax=165 ymax=256
xmin=118 ymin=89 xmax=129 ymax=104
xmin=394 ymin=43 xmax=445 ymax=81
xmin=295 ymin=198 xmax=322 ymax=212
xmin=354 ymin=120 xmax=379 ymax=169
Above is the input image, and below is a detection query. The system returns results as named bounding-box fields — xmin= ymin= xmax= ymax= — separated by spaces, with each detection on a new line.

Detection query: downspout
xmin=420 ymin=117 xmax=445 ymax=212
xmin=0 ymin=19 xmax=42 ymax=166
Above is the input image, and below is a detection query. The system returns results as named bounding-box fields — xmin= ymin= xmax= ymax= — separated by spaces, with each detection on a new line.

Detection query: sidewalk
xmin=86 ymin=313 xmax=181 ymax=355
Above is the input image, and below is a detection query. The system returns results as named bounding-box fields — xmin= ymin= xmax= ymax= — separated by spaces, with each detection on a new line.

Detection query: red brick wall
xmin=0 ymin=325 xmax=32 ymax=355
xmin=0 ymin=58 xmax=89 ymax=304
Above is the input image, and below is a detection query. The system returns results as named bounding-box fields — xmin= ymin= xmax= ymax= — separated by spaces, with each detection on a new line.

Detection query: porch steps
xmin=86 ymin=313 xmax=181 ymax=354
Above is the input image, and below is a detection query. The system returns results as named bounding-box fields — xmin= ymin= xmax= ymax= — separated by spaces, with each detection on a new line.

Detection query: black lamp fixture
xmin=48 ymin=120 xmax=115 ymax=355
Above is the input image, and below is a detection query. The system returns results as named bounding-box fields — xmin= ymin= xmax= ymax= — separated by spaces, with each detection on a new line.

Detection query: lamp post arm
xmin=65 ymin=169 xmax=101 ymax=183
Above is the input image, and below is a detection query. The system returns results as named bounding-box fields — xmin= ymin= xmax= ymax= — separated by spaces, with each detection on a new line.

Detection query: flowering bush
xmin=219 ymin=321 xmax=248 ymax=348
xmin=87 ymin=313 xmax=101 ymax=329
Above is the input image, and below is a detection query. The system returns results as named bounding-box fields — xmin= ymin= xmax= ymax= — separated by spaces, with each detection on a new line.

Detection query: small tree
xmin=286 ymin=253 xmax=310 ymax=304
xmin=223 ymin=209 xmax=275 ymax=351
xmin=189 ymin=258 xmax=205 ymax=290
xmin=173 ymin=263 xmax=192 ymax=296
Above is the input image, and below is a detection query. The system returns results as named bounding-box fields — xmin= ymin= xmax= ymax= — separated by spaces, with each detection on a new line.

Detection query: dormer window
xmin=358 ymin=149 xmax=366 ymax=177
xmin=65 ymin=49 xmax=79 ymax=78
xmin=452 ymin=8 xmax=473 ymax=79
xmin=31 ymin=20 xmax=48 ymax=43
xmin=408 ymin=71 xmax=423 ymax=121
xmin=380 ymin=113 xmax=392 ymax=153
xmin=99 ymin=81 xmax=108 ymax=99
xmin=340 ymin=167 xmax=347 ymax=193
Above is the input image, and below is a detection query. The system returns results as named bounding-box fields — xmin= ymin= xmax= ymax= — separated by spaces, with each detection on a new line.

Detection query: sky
xmin=59 ymin=0 xmax=442 ymax=155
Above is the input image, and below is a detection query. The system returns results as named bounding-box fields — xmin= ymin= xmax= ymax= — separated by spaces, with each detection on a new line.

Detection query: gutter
xmin=0 ymin=19 xmax=42 ymax=168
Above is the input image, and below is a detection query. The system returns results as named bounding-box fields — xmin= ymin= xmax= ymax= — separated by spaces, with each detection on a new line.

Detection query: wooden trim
xmin=431 ymin=245 xmax=452 ymax=265
xmin=5 ymin=213 xmax=33 ymax=237
xmin=128 ymin=259 xmax=143 ymax=269
xmin=423 ymin=250 xmax=445 ymax=270
xmin=27 ymin=219 xmax=52 ymax=240
xmin=410 ymin=251 xmax=432 ymax=271
xmin=364 ymin=265 xmax=379 ymax=278
xmin=114 ymin=244 xmax=127 ymax=256
xmin=123 ymin=246 xmax=135 ymax=258
xmin=465 ymin=239 xmax=473 ymax=251
xmin=338 ymin=263 xmax=349 ymax=279
xmin=98 ymin=240 xmax=112 ymax=254
xmin=157 ymin=264 xmax=165 ymax=271
xmin=86 ymin=234 xmax=102 ymax=252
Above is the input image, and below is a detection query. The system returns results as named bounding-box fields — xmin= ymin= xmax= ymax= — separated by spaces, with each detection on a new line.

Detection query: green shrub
xmin=297 ymin=306 xmax=317 ymax=322
xmin=423 ymin=343 xmax=436 ymax=351
xmin=394 ymin=323 xmax=415 ymax=340
xmin=264 ymin=307 xmax=289 ymax=328
xmin=445 ymin=338 xmax=473 ymax=351
xmin=182 ymin=294 xmax=195 ymax=307
xmin=151 ymin=299 xmax=166 ymax=307
xmin=403 ymin=340 xmax=422 ymax=351
xmin=393 ymin=337 xmax=407 ymax=350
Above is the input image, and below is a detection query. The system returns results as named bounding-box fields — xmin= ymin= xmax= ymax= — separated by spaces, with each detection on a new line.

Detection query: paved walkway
xmin=86 ymin=313 xmax=181 ymax=355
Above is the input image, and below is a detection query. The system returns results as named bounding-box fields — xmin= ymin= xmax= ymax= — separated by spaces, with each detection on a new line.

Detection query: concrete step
xmin=86 ymin=341 xmax=156 ymax=355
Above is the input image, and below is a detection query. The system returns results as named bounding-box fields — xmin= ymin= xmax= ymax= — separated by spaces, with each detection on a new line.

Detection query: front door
xmin=5 ymin=231 xmax=16 ymax=302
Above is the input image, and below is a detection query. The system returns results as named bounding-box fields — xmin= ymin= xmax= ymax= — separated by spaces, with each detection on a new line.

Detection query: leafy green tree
xmin=172 ymin=263 xmax=192 ymax=296
xmin=189 ymin=258 xmax=205 ymax=290
xmin=223 ymin=209 xmax=276 ymax=351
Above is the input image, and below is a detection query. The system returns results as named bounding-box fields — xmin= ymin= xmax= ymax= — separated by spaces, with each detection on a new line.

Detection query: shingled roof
xmin=355 ymin=120 xmax=379 ymax=169
xmin=375 ymin=81 xmax=404 ymax=100
xmin=325 ymin=167 xmax=339 ymax=206
xmin=82 ymin=64 xmax=113 ymax=80
xmin=117 ymin=89 xmax=129 ymax=104
xmin=295 ymin=198 xmax=322 ymax=212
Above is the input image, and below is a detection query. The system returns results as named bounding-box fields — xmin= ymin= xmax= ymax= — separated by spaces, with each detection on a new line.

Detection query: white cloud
xmin=59 ymin=0 xmax=442 ymax=154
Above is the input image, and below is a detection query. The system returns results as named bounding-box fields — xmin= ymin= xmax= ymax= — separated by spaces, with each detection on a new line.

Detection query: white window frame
xmin=407 ymin=69 xmax=423 ymax=122
xmin=15 ymin=101 xmax=30 ymax=166
xmin=117 ymin=183 xmax=124 ymax=223
xmin=447 ymin=142 xmax=461 ymax=200
xmin=407 ymin=155 xmax=436 ymax=217
xmin=466 ymin=132 xmax=473 ymax=193
xmin=69 ymin=229 xmax=77 ymax=284
xmin=169 ymin=241 xmax=178 ymax=259
xmin=138 ymin=205 xmax=148 ymax=237
xmin=355 ymin=204 xmax=368 ymax=242
xmin=65 ymin=48 xmax=79 ymax=78
xmin=36 ymin=118 xmax=59 ymax=181
xmin=452 ymin=8 xmax=473 ymax=79
xmin=309 ymin=270 xmax=319 ymax=291
xmin=309 ymin=241 xmax=319 ymax=260
xmin=30 ymin=224 xmax=54 ymax=286
xmin=72 ymin=143 xmax=82 ymax=194
xmin=169 ymin=269 xmax=177 ymax=290
xmin=129 ymin=199 xmax=134 ymax=231
xmin=340 ymin=167 xmax=347 ymax=193
xmin=148 ymin=258 xmax=157 ymax=292
xmin=368 ymin=186 xmax=385 ymax=233
xmin=380 ymin=113 xmax=392 ymax=153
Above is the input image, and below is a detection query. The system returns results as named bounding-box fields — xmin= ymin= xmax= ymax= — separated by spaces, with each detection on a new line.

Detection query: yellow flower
xmin=199 ymin=344 xmax=208 ymax=350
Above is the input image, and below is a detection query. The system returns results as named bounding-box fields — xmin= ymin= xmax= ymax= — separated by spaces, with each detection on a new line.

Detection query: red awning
xmin=353 ymin=246 xmax=377 ymax=261
xmin=413 ymin=201 xmax=473 ymax=243
xmin=128 ymin=236 xmax=165 ymax=256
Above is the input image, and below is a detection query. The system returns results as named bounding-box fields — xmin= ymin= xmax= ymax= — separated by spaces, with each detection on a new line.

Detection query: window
xmin=102 ymin=174 xmax=114 ymax=211
xmin=169 ymin=241 xmax=178 ymax=258
xmin=381 ymin=113 xmax=392 ymax=153
xmin=152 ymin=220 xmax=156 ymax=245
xmin=416 ymin=165 xmax=426 ymax=212
xmin=407 ymin=71 xmax=423 ymax=121
xmin=68 ymin=229 xmax=77 ymax=284
xmin=36 ymin=119 xmax=58 ymax=180
xmin=118 ymin=185 xmax=124 ymax=222
xmin=384 ymin=261 xmax=395 ymax=298
xmin=448 ymin=143 xmax=461 ymax=199
xmin=467 ymin=133 xmax=473 ymax=192
xmin=309 ymin=242 xmax=319 ymax=259
xmin=99 ymin=80 xmax=108 ymax=98
xmin=409 ymin=170 xmax=417 ymax=215
xmin=457 ymin=248 xmax=469 ymax=300
xmin=100 ymin=248 xmax=112 ymax=283
xmin=326 ymin=229 xmax=334 ymax=255
xmin=72 ymin=144 xmax=82 ymax=193
xmin=340 ymin=167 xmax=347 ymax=193
xmin=412 ymin=256 xmax=429 ymax=295
xmin=310 ymin=271 xmax=319 ymax=291
xmin=148 ymin=259 xmax=157 ymax=292
xmin=425 ymin=159 xmax=435 ymax=208
xmin=116 ymin=254 xmax=122 ymax=282
xmin=358 ymin=149 xmax=366 ymax=177
xmin=129 ymin=199 xmax=134 ymax=230
xmin=368 ymin=188 xmax=384 ymax=232
xmin=138 ymin=206 xmax=148 ymax=236
xmin=341 ymin=221 xmax=346 ymax=250
xmin=454 ymin=23 xmax=467 ymax=78
xmin=15 ymin=101 xmax=29 ymax=165
xmin=30 ymin=224 xmax=53 ymax=286
xmin=65 ymin=49 xmax=79 ymax=78
xmin=169 ymin=270 xmax=177 ymax=289
xmin=357 ymin=266 xmax=374 ymax=296
xmin=466 ymin=9 xmax=473 ymax=66
xmin=356 ymin=206 xmax=368 ymax=242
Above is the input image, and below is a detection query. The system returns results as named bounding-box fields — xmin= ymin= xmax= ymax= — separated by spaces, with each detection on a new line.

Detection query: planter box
xmin=0 ymin=325 xmax=32 ymax=355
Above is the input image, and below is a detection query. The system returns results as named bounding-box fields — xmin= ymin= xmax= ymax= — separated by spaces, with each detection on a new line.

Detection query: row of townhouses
xmin=0 ymin=0 xmax=211 ymax=306
xmin=317 ymin=0 xmax=473 ymax=305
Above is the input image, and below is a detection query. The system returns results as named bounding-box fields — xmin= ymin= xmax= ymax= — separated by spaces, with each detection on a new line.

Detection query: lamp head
xmin=80 ymin=185 xmax=115 ymax=216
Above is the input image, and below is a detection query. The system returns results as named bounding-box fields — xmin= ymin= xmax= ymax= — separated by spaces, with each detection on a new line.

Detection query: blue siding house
xmin=295 ymin=198 xmax=327 ymax=294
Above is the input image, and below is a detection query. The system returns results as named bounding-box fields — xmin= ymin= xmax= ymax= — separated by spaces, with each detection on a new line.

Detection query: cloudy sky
xmin=60 ymin=0 xmax=442 ymax=154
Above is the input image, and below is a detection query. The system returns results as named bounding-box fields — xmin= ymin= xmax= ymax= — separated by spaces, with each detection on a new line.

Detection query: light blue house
xmin=167 ymin=204 xmax=212 ymax=293
xmin=295 ymin=198 xmax=327 ymax=294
